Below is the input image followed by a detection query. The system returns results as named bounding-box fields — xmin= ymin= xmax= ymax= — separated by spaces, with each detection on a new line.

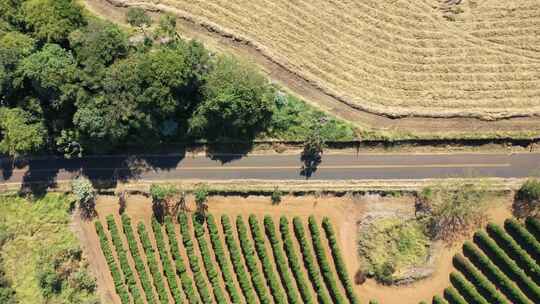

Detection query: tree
xmin=271 ymin=186 xmax=283 ymax=205
xmin=194 ymin=184 xmax=209 ymax=215
xmin=150 ymin=184 xmax=179 ymax=221
xmin=126 ymin=7 xmax=151 ymax=28
xmin=190 ymin=56 xmax=274 ymax=139
xmin=300 ymin=128 xmax=325 ymax=178
xmin=21 ymin=0 xmax=85 ymax=43
xmin=0 ymin=107 xmax=46 ymax=157
xmin=514 ymin=179 xmax=540 ymax=218
xmin=71 ymin=176 xmax=96 ymax=219
xmin=0 ymin=32 xmax=36 ymax=99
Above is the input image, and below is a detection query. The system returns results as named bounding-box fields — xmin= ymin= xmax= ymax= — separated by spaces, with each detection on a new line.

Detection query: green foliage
xmin=0 ymin=107 xmax=45 ymax=156
xmin=194 ymin=184 xmax=209 ymax=207
xmin=221 ymin=215 xmax=258 ymax=304
xmin=525 ymin=217 xmax=540 ymax=241
xmin=150 ymin=184 xmax=178 ymax=203
xmin=137 ymin=222 xmax=168 ymax=304
xmin=514 ymin=179 xmax=540 ymax=218
xmin=504 ymin=218 xmax=540 ymax=262
xmin=71 ymin=176 xmax=95 ymax=217
xmin=127 ymin=7 xmax=151 ymax=28
xmin=449 ymin=272 xmax=489 ymax=304
xmin=292 ymin=217 xmax=332 ymax=304
xmin=443 ymin=286 xmax=467 ymax=304
xmin=271 ymin=186 xmax=283 ymax=205
xmin=433 ymin=295 xmax=449 ymax=304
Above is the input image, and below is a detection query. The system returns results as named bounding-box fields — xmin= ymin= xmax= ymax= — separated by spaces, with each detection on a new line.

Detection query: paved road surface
xmin=1 ymin=153 xmax=540 ymax=184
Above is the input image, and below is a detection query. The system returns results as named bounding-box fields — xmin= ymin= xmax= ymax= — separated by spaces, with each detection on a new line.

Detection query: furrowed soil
xmin=82 ymin=0 xmax=540 ymax=140
xmin=75 ymin=193 xmax=514 ymax=304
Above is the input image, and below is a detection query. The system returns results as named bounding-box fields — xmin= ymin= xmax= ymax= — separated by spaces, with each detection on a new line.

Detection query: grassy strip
xmin=474 ymin=231 xmax=540 ymax=303
xmin=249 ymin=215 xmax=288 ymax=304
xmin=525 ymin=217 xmax=540 ymax=242
xmin=487 ymin=223 xmax=540 ymax=283
xmin=221 ymin=215 xmax=258 ymax=304
xmin=292 ymin=217 xmax=332 ymax=304
xmin=236 ymin=216 xmax=272 ymax=304
xmin=453 ymin=254 xmax=508 ymax=304
xmin=192 ymin=214 xmax=227 ymax=303
xmin=264 ymin=216 xmax=302 ymax=304
xmin=137 ymin=222 xmax=169 ymax=304
xmin=206 ymin=214 xmax=243 ymax=303
xmin=121 ymin=214 xmax=157 ymax=304
xmin=463 ymin=241 xmax=530 ymax=304
xmin=164 ymin=216 xmax=200 ymax=303
xmin=151 ymin=218 xmax=183 ymax=303
xmin=322 ymin=217 xmax=360 ymax=304
xmin=443 ymin=286 xmax=467 ymax=304
xmin=307 ymin=216 xmax=347 ymax=304
xmin=177 ymin=213 xmax=213 ymax=303
xmin=106 ymin=216 xmax=145 ymax=304
xmin=449 ymin=272 xmax=489 ymax=304
xmin=504 ymin=219 xmax=540 ymax=262
xmin=94 ymin=221 xmax=130 ymax=304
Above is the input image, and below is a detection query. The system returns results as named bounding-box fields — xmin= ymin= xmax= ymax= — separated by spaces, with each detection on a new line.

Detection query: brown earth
xmin=81 ymin=0 xmax=540 ymax=139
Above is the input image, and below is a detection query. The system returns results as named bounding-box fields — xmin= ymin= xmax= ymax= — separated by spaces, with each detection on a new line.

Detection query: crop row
xmin=443 ymin=286 xmax=467 ymax=304
xmin=505 ymin=219 xmax=540 ymax=262
xmin=308 ymin=216 xmax=347 ymax=304
xmin=151 ymin=218 xmax=183 ymax=303
xmin=178 ymin=213 xmax=214 ymax=303
xmin=525 ymin=217 xmax=540 ymax=240
xmin=94 ymin=221 xmax=130 ymax=304
xmin=137 ymin=222 xmax=169 ymax=304
xmin=248 ymin=215 xmax=288 ymax=304
xmin=263 ymin=216 xmax=302 ymax=304
xmin=322 ymin=217 xmax=360 ymax=304
xmin=449 ymin=272 xmax=488 ymax=304
xmin=121 ymin=214 xmax=156 ymax=304
xmin=106 ymin=216 xmax=144 ymax=304
xmin=192 ymin=214 xmax=227 ymax=303
xmin=292 ymin=217 xmax=332 ymax=304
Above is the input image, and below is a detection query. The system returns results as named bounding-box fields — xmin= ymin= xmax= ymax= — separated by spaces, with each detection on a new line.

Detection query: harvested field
xmin=98 ymin=0 xmax=540 ymax=120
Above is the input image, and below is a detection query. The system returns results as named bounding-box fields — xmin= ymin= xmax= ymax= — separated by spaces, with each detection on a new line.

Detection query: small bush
xmin=514 ymin=179 xmax=540 ymax=218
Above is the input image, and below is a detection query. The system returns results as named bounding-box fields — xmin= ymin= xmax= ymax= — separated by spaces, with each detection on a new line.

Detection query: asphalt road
xmin=1 ymin=152 xmax=540 ymax=184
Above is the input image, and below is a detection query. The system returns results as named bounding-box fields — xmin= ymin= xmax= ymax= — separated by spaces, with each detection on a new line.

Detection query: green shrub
xmin=443 ymin=287 xmax=467 ymax=304
xmin=525 ymin=217 xmax=540 ymax=241
xmin=432 ymin=295 xmax=449 ymax=304
xmin=449 ymin=272 xmax=488 ymax=304
xmin=505 ymin=219 xmax=540 ymax=262
xmin=514 ymin=179 xmax=540 ymax=218
xmin=137 ymin=222 xmax=168 ymax=304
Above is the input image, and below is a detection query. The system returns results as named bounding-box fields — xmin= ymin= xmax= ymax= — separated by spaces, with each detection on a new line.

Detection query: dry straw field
xmin=107 ymin=0 xmax=540 ymax=120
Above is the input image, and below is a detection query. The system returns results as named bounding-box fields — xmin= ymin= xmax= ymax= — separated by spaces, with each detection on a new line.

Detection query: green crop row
xmin=248 ymin=215 xmax=288 ymax=304
xmin=164 ymin=216 xmax=200 ymax=304
xmin=137 ymin=222 xmax=169 ymax=304
xmin=192 ymin=214 xmax=227 ymax=303
xmin=474 ymin=231 xmax=540 ymax=303
xmin=525 ymin=217 xmax=540 ymax=241
xmin=505 ymin=219 xmax=540 ymax=262
xmin=453 ymin=254 xmax=508 ymax=304
xmin=279 ymin=217 xmax=315 ymax=304
xmin=432 ymin=295 xmax=448 ymax=304
xmin=106 ymin=216 xmax=144 ymax=304
xmin=463 ymin=241 xmax=530 ymax=304
xmin=443 ymin=286 xmax=467 ymax=304
xmin=178 ymin=213 xmax=213 ymax=303
xmin=221 ymin=215 xmax=258 ymax=304
xmin=236 ymin=216 xmax=272 ymax=304
xmin=121 ymin=214 xmax=156 ymax=304
xmin=263 ymin=216 xmax=302 ymax=304
xmin=307 ymin=216 xmax=347 ymax=304
xmin=151 ymin=218 xmax=183 ymax=303
xmin=322 ymin=217 xmax=360 ymax=304
xmin=206 ymin=214 xmax=243 ymax=303
xmin=94 ymin=221 xmax=130 ymax=304
xmin=292 ymin=217 xmax=332 ymax=304
xmin=449 ymin=272 xmax=488 ymax=304
xmin=487 ymin=223 xmax=540 ymax=283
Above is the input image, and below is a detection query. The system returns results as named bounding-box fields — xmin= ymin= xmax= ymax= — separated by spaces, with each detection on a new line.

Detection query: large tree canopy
xmin=0 ymin=107 xmax=46 ymax=157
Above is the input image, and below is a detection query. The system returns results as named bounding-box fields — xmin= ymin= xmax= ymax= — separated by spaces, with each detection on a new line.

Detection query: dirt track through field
xmin=83 ymin=0 xmax=540 ymax=138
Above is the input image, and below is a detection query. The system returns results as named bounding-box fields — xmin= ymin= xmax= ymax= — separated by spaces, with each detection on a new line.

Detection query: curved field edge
xmin=94 ymin=0 xmax=540 ymax=121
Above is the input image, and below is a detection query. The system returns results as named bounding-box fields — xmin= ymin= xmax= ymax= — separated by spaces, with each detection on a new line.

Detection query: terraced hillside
xmin=103 ymin=0 xmax=540 ymax=120
xmin=428 ymin=217 xmax=540 ymax=304
xmin=94 ymin=213 xmax=359 ymax=304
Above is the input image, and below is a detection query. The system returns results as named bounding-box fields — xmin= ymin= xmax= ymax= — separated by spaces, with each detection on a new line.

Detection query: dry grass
xmin=108 ymin=0 xmax=540 ymax=120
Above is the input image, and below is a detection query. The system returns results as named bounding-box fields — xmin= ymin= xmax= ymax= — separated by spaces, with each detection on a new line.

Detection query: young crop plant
xmin=463 ymin=241 xmax=530 ymax=304
xmin=307 ymin=216 xmax=347 ymax=304
xmin=206 ymin=214 xmax=243 ymax=303
xmin=264 ymin=216 xmax=302 ymax=304
xmin=292 ymin=217 xmax=332 ymax=304
xmin=443 ymin=286 xmax=467 ymax=304
xmin=164 ymin=216 xmax=199 ymax=304
xmin=452 ymin=254 xmax=508 ymax=304
xmin=236 ymin=216 xmax=272 ymax=304
xmin=525 ymin=217 xmax=540 ymax=241
xmin=279 ymin=216 xmax=315 ymax=304
xmin=137 ymin=222 xmax=169 ymax=304
xmin=449 ymin=272 xmax=489 ymax=304
xmin=486 ymin=223 xmax=540 ymax=283
xmin=248 ymin=215 xmax=288 ymax=304
xmin=221 ymin=215 xmax=258 ymax=304
xmin=178 ymin=213 xmax=213 ymax=303
xmin=106 ymin=216 xmax=144 ymax=304
xmin=505 ymin=219 xmax=540 ymax=261
xmin=121 ymin=214 xmax=156 ymax=304
xmin=192 ymin=214 xmax=227 ymax=303
xmin=151 ymin=217 xmax=183 ymax=304
xmin=94 ymin=221 xmax=130 ymax=304
xmin=322 ymin=217 xmax=360 ymax=304
xmin=474 ymin=231 xmax=540 ymax=303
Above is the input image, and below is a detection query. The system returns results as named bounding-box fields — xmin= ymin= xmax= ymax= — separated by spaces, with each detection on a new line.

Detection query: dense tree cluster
xmin=0 ymin=1 xmax=277 ymax=157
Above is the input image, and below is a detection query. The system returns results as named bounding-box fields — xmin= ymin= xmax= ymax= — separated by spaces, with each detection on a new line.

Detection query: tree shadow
xmin=300 ymin=152 xmax=321 ymax=179
xmin=206 ymin=142 xmax=253 ymax=164
xmin=19 ymin=163 xmax=60 ymax=199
